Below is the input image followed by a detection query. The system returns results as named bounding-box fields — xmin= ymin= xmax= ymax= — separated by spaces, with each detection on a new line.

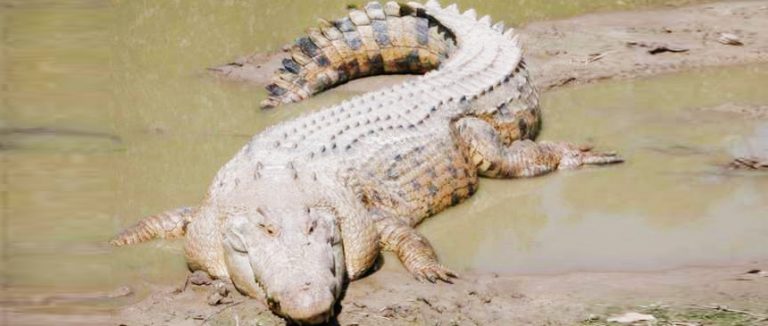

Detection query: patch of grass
xmin=580 ymin=305 xmax=767 ymax=325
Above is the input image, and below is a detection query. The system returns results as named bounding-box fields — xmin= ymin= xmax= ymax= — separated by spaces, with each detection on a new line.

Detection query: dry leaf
xmin=607 ymin=312 xmax=657 ymax=324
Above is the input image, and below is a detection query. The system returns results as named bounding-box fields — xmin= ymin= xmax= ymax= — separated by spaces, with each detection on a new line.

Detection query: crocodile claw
xmin=412 ymin=263 xmax=459 ymax=284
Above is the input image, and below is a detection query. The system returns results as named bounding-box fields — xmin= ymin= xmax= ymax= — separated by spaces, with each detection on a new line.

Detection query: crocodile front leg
xmin=377 ymin=218 xmax=457 ymax=283
xmin=455 ymin=117 xmax=622 ymax=178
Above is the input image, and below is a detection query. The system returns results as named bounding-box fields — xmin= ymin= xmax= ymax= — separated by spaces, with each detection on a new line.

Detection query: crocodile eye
xmin=307 ymin=220 xmax=317 ymax=235
xmin=258 ymin=223 xmax=277 ymax=236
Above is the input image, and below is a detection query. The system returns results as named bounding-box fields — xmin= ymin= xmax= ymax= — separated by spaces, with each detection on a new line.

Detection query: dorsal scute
xmin=462 ymin=8 xmax=477 ymax=20
xmin=425 ymin=0 xmax=441 ymax=9
xmin=478 ymin=15 xmax=491 ymax=26
xmin=492 ymin=21 xmax=505 ymax=33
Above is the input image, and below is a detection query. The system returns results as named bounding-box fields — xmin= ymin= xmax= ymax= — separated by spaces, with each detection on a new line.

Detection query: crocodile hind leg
xmin=377 ymin=218 xmax=457 ymax=283
xmin=455 ymin=117 xmax=622 ymax=178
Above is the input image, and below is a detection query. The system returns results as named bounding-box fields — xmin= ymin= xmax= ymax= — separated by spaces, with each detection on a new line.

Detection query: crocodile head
xmin=219 ymin=199 xmax=345 ymax=324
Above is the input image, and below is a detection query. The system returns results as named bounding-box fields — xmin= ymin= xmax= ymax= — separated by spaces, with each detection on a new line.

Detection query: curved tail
xmin=261 ymin=1 xmax=457 ymax=108
xmin=110 ymin=207 xmax=195 ymax=247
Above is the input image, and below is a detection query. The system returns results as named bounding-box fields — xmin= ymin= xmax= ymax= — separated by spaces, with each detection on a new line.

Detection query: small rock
xmin=206 ymin=281 xmax=233 ymax=305
xmin=718 ymin=33 xmax=743 ymax=46
xmin=746 ymin=269 xmax=768 ymax=277
xmin=189 ymin=271 xmax=213 ymax=286
xmin=607 ymin=312 xmax=657 ymax=324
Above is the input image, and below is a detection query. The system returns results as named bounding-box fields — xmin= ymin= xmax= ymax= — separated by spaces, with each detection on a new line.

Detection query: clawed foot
xmin=579 ymin=146 xmax=623 ymax=165
xmin=206 ymin=280 xmax=234 ymax=306
xmin=559 ymin=143 xmax=624 ymax=168
xmin=410 ymin=263 xmax=459 ymax=284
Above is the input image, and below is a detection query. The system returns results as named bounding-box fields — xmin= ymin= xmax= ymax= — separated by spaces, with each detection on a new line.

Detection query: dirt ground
xmin=12 ymin=1 xmax=768 ymax=325
xmin=113 ymin=263 xmax=768 ymax=325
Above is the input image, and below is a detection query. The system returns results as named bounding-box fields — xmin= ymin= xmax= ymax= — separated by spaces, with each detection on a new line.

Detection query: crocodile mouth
xmin=261 ymin=233 xmax=344 ymax=324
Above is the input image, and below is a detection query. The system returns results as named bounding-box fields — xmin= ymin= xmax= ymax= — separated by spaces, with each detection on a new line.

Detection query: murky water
xmin=3 ymin=0 xmax=765 ymax=317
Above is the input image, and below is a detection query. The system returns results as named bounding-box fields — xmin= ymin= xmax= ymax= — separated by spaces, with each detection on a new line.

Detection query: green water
xmin=4 ymin=0 xmax=765 ymax=318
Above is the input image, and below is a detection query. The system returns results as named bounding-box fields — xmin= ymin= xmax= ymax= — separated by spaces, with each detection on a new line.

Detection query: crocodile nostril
xmin=304 ymin=281 xmax=312 ymax=286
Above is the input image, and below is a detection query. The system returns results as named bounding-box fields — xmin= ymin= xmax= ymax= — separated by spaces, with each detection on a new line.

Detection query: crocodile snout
xmin=276 ymin=284 xmax=335 ymax=324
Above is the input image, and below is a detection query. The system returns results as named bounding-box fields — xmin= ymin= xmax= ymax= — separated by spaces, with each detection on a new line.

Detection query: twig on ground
xmin=202 ymin=300 xmax=246 ymax=325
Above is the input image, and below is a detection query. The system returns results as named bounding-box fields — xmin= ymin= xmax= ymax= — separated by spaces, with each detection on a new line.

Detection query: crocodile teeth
xmin=424 ymin=0 xmax=441 ymax=9
xmin=445 ymin=3 xmax=459 ymax=13
xmin=492 ymin=21 xmax=505 ymax=33
xmin=478 ymin=15 xmax=491 ymax=26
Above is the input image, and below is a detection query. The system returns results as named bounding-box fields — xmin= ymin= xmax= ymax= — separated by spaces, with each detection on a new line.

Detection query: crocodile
xmin=111 ymin=1 xmax=622 ymax=324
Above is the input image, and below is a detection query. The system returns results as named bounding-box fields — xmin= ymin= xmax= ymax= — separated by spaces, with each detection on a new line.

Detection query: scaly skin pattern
xmin=112 ymin=1 xmax=622 ymax=324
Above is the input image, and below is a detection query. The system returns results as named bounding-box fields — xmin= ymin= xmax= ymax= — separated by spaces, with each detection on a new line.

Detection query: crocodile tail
xmin=110 ymin=207 xmax=195 ymax=246
xmin=261 ymin=1 xmax=457 ymax=108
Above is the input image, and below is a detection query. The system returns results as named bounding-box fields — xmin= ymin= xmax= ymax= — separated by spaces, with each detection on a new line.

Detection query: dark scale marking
xmin=266 ymin=83 xmax=287 ymax=96
xmin=448 ymin=166 xmax=459 ymax=178
xmin=296 ymin=37 xmax=320 ymax=57
xmin=451 ymin=193 xmax=462 ymax=206
xmin=282 ymin=58 xmax=301 ymax=74
xmin=399 ymin=5 xmax=416 ymax=16
xmin=394 ymin=154 xmax=403 ymax=161
xmin=371 ymin=20 xmax=390 ymax=46
xmin=334 ymin=18 xmax=355 ymax=32
xmin=395 ymin=54 xmax=411 ymax=71
xmin=343 ymin=32 xmax=362 ymax=50
xmin=407 ymin=49 xmax=421 ymax=70
xmin=411 ymin=180 xmax=422 ymax=190
xmin=428 ymin=184 xmax=439 ymax=196
xmin=369 ymin=53 xmax=384 ymax=73
xmin=345 ymin=59 xmax=361 ymax=75
xmin=315 ymin=54 xmax=331 ymax=67
xmin=467 ymin=182 xmax=478 ymax=195
xmin=518 ymin=118 xmax=528 ymax=138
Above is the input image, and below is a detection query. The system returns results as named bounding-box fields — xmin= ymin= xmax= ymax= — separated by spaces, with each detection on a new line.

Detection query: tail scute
xmin=110 ymin=207 xmax=194 ymax=247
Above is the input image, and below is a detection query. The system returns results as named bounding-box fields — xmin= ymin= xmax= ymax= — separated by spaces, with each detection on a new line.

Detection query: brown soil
xmin=105 ymin=263 xmax=767 ymax=326
xmin=10 ymin=1 xmax=768 ymax=325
